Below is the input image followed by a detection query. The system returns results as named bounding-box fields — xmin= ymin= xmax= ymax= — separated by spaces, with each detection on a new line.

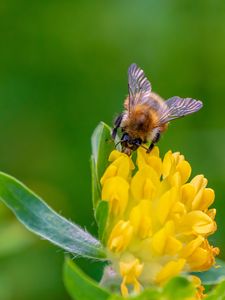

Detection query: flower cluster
xmin=100 ymin=147 xmax=219 ymax=298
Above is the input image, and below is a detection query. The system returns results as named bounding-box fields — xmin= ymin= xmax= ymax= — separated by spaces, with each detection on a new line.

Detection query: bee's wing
xmin=128 ymin=63 xmax=152 ymax=112
xmin=159 ymin=96 xmax=203 ymax=124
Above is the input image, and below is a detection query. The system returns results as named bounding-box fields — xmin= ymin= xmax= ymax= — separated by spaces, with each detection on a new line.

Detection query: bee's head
xmin=120 ymin=132 xmax=142 ymax=154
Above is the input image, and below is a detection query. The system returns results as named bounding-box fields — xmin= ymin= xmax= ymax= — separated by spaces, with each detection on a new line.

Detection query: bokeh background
xmin=0 ymin=1 xmax=225 ymax=299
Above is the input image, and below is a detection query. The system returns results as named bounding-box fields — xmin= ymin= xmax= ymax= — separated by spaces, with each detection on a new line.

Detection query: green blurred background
xmin=0 ymin=1 xmax=225 ymax=299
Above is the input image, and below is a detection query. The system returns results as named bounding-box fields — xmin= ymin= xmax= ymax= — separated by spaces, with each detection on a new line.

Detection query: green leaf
xmin=0 ymin=172 xmax=106 ymax=260
xmin=112 ymin=277 xmax=195 ymax=300
xmin=108 ymin=296 xmax=123 ymax=300
xmin=91 ymin=122 xmax=115 ymax=182
xmin=91 ymin=122 xmax=119 ymax=209
xmin=91 ymin=122 xmax=117 ymax=241
xmin=64 ymin=257 xmax=111 ymax=300
xmin=64 ymin=260 xmax=198 ymax=300
xmin=161 ymin=276 xmax=195 ymax=300
xmin=91 ymin=155 xmax=101 ymax=208
xmin=95 ymin=201 xmax=109 ymax=244
xmin=132 ymin=288 xmax=160 ymax=300
xmin=129 ymin=277 xmax=195 ymax=300
xmin=206 ymin=280 xmax=225 ymax=299
xmin=192 ymin=259 xmax=225 ymax=285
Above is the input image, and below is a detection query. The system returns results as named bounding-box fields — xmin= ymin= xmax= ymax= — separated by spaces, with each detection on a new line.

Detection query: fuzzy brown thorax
xmin=122 ymin=104 xmax=158 ymax=142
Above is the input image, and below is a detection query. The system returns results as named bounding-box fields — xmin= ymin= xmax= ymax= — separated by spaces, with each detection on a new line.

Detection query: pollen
xmin=100 ymin=147 xmax=219 ymax=298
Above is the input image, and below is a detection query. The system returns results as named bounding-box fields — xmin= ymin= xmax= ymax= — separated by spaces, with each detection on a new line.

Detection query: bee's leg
xmin=147 ymin=131 xmax=161 ymax=153
xmin=112 ymin=113 xmax=123 ymax=139
xmin=146 ymin=143 xmax=154 ymax=153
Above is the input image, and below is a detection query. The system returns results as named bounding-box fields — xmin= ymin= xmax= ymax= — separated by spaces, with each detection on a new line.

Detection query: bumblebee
xmin=112 ymin=63 xmax=203 ymax=155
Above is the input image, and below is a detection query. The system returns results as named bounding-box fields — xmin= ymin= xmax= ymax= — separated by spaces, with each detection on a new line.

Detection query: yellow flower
xmin=101 ymin=147 xmax=219 ymax=297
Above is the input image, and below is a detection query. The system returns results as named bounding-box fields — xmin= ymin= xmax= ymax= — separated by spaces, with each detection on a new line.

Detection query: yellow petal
xmin=120 ymin=257 xmax=143 ymax=279
xmin=172 ymin=201 xmax=186 ymax=215
xmin=180 ymin=236 xmax=204 ymax=258
xmin=101 ymin=151 xmax=134 ymax=185
xmin=157 ymin=187 xmax=178 ymax=224
xmin=136 ymin=146 xmax=161 ymax=175
xmin=146 ymin=156 xmax=162 ymax=177
xmin=172 ymin=152 xmax=182 ymax=164
xmin=152 ymin=221 xmax=175 ymax=255
xmin=191 ymin=187 xmax=214 ymax=212
xmin=207 ymin=208 xmax=216 ymax=220
xmin=179 ymin=211 xmax=216 ymax=235
xmin=131 ymin=166 xmax=158 ymax=201
xmin=109 ymin=150 xmax=135 ymax=169
xmin=129 ymin=200 xmax=152 ymax=239
xmin=102 ymin=176 xmax=129 ymax=216
xmin=162 ymin=151 xmax=174 ymax=178
xmin=120 ymin=279 xmax=129 ymax=297
xmin=176 ymin=160 xmax=192 ymax=184
xmin=120 ymin=257 xmax=143 ymax=297
xmin=191 ymin=187 xmax=203 ymax=211
xmin=100 ymin=165 xmax=117 ymax=185
xmin=150 ymin=146 xmax=160 ymax=157
xmin=143 ymin=178 xmax=155 ymax=200
xmin=187 ymin=247 xmax=214 ymax=271
xmin=137 ymin=147 xmax=162 ymax=172
xmin=155 ymin=259 xmax=186 ymax=284
xmin=191 ymin=175 xmax=208 ymax=192
xmin=136 ymin=147 xmax=148 ymax=170
xmin=189 ymin=275 xmax=205 ymax=299
xmin=152 ymin=227 xmax=167 ymax=255
xmin=181 ymin=183 xmax=196 ymax=209
xmin=108 ymin=220 xmax=133 ymax=252
xmin=112 ymin=156 xmax=133 ymax=180
xmin=169 ymin=171 xmax=181 ymax=187
xmin=165 ymin=236 xmax=183 ymax=255
xmin=137 ymin=146 xmax=160 ymax=170
xmin=109 ymin=150 xmax=124 ymax=162
xmin=201 ymin=188 xmax=215 ymax=210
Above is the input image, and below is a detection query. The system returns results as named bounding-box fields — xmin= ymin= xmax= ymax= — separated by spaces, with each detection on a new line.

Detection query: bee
xmin=112 ymin=63 xmax=203 ymax=155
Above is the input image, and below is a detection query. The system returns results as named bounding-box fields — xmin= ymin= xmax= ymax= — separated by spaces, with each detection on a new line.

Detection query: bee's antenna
xmin=115 ymin=140 xmax=122 ymax=149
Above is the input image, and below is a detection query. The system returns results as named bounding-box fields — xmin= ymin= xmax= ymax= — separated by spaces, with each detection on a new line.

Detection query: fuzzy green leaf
xmin=0 ymin=172 xmax=106 ymax=260
xmin=192 ymin=259 xmax=225 ymax=285
xmin=64 ymin=257 xmax=111 ymax=300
